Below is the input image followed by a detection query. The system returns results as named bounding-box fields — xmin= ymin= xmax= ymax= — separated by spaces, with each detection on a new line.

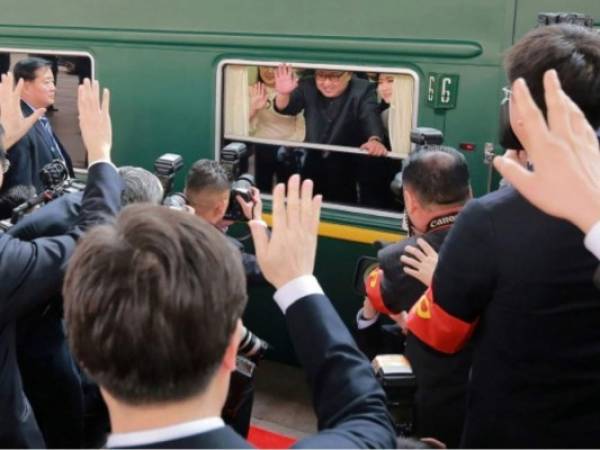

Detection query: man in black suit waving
xmin=64 ymin=174 xmax=396 ymax=449
xmin=0 ymin=72 xmax=122 ymax=448
xmin=1 ymin=57 xmax=74 ymax=195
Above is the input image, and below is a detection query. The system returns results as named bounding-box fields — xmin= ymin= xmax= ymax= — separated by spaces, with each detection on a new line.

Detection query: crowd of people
xmin=0 ymin=21 xmax=599 ymax=449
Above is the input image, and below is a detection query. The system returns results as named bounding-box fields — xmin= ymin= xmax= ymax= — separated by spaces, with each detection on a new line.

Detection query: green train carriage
xmin=1 ymin=0 xmax=598 ymax=362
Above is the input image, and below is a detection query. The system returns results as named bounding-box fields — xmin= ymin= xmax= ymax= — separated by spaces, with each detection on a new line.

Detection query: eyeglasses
xmin=315 ymin=71 xmax=346 ymax=82
xmin=501 ymin=86 xmax=512 ymax=105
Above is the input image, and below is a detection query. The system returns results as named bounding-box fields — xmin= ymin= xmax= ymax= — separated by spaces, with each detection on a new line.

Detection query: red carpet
xmin=248 ymin=425 xmax=297 ymax=448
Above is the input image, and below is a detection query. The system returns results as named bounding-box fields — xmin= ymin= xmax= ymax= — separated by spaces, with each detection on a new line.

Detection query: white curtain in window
xmin=388 ymin=75 xmax=414 ymax=157
xmin=224 ymin=65 xmax=250 ymax=136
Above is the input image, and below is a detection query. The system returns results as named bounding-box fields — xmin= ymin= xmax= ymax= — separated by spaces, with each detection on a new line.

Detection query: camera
xmin=225 ymin=174 xmax=255 ymax=222
xmin=390 ymin=127 xmax=445 ymax=202
xmin=238 ymin=326 xmax=269 ymax=363
xmin=10 ymin=159 xmax=85 ymax=225
xmin=154 ymin=153 xmax=183 ymax=197
xmin=221 ymin=143 xmax=256 ymax=222
xmin=410 ymin=127 xmax=444 ymax=150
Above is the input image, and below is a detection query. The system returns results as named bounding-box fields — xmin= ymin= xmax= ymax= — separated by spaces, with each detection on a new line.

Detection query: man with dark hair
xmin=357 ymin=146 xmax=472 ymax=447
xmin=274 ymin=65 xmax=390 ymax=207
xmin=185 ymin=159 xmax=263 ymax=284
xmin=0 ymin=73 xmax=122 ymax=448
xmin=6 ymin=166 xmax=163 ymax=448
xmin=183 ymin=158 xmax=264 ymax=436
xmin=64 ymin=175 xmax=396 ymax=449
xmin=406 ymin=24 xmax=600 ymax=448
xmin=1 ymin=57 xmax=74 ymax=196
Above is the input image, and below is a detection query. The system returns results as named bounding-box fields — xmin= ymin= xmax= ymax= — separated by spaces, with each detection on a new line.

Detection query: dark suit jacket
xmin=9 ymin=191 xmax=83 ymax=240
xmin=424 ymin=186 xmax=600 ymax=448
xmin=8 ymin=191 xmax=85 ymax=448
xmin=0 ymin=162 xmax=122 ymax=448
xmin=110 ymin=293 xmax=396 ymax=449
xmin=2 ymin=102 xmax=74 ymax=194
xmin=276 ymin=76 xmax=385 ymax=204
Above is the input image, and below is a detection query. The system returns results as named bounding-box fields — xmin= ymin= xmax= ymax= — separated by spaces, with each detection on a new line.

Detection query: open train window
xmin=216 ymin=60 xmax=419 ymax=216
xmin=0 ymin=49 xmax=94 ymax=171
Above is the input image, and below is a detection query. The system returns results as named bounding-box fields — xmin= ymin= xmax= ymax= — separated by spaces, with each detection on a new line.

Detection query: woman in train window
xmin=373 ymin=73 xmax=406 ymax=210
xmin=248 ymin=66 xmax=305 ymax=191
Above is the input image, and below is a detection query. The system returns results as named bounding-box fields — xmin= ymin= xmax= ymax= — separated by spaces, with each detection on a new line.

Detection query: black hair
xmin=504 ymin=24 xmax=600 ymax=128
xmin=402 ymin=147 xmax=470 ymax=206
xmin=13 ymin=57 xmax=53 ymax=82
xmin=185 ymin=159 xmax=230 ymax=194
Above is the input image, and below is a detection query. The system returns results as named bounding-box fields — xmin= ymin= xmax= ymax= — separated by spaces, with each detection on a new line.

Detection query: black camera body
xmin=225 ymin=174 xmax=255 ymax=222
xmin=154 ymin=153 xmax=183 ymax=197
xmin=390 ymin=127 xmax=445 ymax=202
xmin=221 ymin=143 xmax=256 ymax=222
xmin=10 ymin=159 xmax=85 ymax=225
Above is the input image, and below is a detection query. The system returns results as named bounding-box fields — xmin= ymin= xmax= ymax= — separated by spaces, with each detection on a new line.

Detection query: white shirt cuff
xmin=584 ymin=221 xmax=600 ymax=260
xmin=273 ymin=275 xmax=324 ymax=313
xmin=88 ymin=159 xmax=117 ymax=170
xmin=356 ymin=308 xmax=380 ymax=329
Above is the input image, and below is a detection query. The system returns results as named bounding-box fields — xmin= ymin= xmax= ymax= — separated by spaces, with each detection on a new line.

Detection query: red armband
xmin=406 ymin=287 xmax=477 ymax=354
xmin=365 ymin=268 xmax=393 ymax=315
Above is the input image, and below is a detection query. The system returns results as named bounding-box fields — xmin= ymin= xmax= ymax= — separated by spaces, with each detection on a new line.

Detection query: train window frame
xmin=215 ymin=59 xmax=419 ymax=219
xmin=0 ymin=47 xmax=95 ymax=177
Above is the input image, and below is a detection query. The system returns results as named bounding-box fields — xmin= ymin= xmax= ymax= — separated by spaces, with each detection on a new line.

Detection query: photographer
xmin=184 ymin=159 xmax=264 ymax=285
xmin=356 ymin=146 xmax=472 ymax=447
xmin=183 ymin=158 xmax=266 ymax=436
xmin=0 ymin=74 xmax=122 ymax=448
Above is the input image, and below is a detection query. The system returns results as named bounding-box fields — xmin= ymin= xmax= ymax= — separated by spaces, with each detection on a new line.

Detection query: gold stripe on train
xmin=262 ymin=214 xmax=404 ymax=244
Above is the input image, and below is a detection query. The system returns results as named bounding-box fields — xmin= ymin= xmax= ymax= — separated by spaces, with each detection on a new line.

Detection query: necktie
xmin=39 ymin=116 xmax=64 ymax=161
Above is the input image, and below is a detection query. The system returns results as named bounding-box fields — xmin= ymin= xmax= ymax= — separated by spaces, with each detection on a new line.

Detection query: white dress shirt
xmin=584 ymin=221 xmax=600 ymax=260
xmin=106 ymin=275 xmax=323 ymax=448
xmin=106 ymin=417 xmax=225 ymax=448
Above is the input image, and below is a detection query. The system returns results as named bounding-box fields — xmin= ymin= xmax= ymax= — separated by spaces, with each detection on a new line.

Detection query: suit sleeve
xmin=366 ymin=239 xmax=428 ymax=315
xmin=407 ymin=199 xmax=495 ymax=354
xmin=2 ymin=136 xmax=34 ymax=192
xmin=289 ymin=294 xmax=396 ymax=449
xmin=358 ymin=83 xmax=386 ymax=143
xmin=0 ymin=163 xmax=122 ymax=324
xmin=8 ymin=192 xmax=82 ymax=241
xmin=274 ymin=81 xmax=307 ymax=116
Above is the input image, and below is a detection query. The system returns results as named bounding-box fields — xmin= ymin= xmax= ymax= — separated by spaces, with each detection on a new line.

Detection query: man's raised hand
xmin=493 ymin=70 xmax=600 ymax=233
xmin=274 ymin=64 xmax=298 ymax=96
xmin=249 ymin=174 xmax=322 ymax=289
xmin=78 ymin=78 xmax=112 ymax=165
xmin=0 ymin=72 xmax=45 ymax=150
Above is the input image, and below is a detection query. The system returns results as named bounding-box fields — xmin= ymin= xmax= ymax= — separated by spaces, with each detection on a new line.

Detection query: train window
xmin=217 ymin=61 xmax=418 ymax=213
xmin=0 ymin=50 xmax=93 ymax=171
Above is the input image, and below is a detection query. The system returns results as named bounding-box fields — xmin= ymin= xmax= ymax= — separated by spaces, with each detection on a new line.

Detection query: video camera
xmin=221 ymin=143 xmax=256 ymax=222
xmin=9 ymin=159 xmax=85 ymax=225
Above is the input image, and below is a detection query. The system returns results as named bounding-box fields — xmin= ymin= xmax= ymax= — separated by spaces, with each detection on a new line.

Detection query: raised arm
xmin=249 ymin=175 xmax=396 ymax=448
xmin=0 ymin=72 xmax=45 ymax=150
xmin=273 ymin=64 xmax=304 ymax=115
xmin=0 ymin=79 xmax=122 ymax=323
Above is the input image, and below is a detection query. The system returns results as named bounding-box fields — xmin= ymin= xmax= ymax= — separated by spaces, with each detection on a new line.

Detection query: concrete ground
xmin=251 ymin=360 xmax=317 ymax=439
